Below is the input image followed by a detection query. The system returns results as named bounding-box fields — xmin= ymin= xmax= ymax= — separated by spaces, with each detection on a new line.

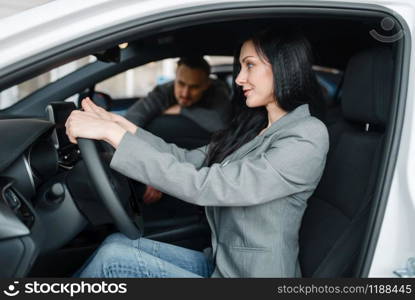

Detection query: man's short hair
xmin=177 ymin=56 xmax=211 ymax=76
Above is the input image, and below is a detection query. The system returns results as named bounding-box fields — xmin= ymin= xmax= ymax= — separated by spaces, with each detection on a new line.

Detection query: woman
xmin=66 ymin=29 xmax=329 ymax=278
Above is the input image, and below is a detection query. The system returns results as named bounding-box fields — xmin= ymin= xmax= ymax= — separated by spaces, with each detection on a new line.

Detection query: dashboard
xmin=0 ymin=105 xmax=205 ymax=277
xmin=0 ymin=118 xmax=87 ymax=277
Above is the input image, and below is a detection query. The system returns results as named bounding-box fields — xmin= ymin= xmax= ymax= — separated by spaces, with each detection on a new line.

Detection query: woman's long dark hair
xmin=205 ymin=29 xmax=324 ymax=166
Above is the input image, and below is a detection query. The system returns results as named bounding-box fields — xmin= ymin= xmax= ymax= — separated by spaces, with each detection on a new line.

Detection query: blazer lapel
xmin=223 ymin=105 xmax=311 ymax=163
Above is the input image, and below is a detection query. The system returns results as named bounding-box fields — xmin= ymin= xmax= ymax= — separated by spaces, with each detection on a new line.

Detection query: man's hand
xmin=143 ymin=185 xmax=163 ymax=204
xmin=163 ymin=104 xmax=181 ymax=115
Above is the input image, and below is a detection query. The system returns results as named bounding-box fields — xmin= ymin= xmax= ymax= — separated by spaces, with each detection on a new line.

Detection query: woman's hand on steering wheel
xmin=65 ymin=108 xmax=126 ymax=148
xmin=81 ymin=97 xmax=139 ymax=135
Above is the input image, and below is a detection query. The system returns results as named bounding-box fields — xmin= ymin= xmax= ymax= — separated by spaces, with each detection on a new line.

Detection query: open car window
xmin=95 ymin=56 xmax=233 ymax=100
xmin=0 ymin=56 xmax=96 ymax=110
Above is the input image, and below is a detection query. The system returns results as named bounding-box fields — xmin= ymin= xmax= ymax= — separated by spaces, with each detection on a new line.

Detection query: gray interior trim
xmin=22 ymin=156 xmax=35 ymax=191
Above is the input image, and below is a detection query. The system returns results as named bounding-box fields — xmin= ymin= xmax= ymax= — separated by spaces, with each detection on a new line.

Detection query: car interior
xmin=0 ymin=7 xmax=406 ymax=278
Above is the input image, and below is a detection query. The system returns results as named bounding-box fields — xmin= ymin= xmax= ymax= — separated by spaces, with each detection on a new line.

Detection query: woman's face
xmin=235 ymin=40 xmax=276 ymax=108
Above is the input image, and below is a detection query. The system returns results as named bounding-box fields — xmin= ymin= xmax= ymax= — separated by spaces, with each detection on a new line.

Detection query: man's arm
xmin=181 ymin=79 xmax=231 ymax=133
xmin=125 ymin=82 xmax=176 ymax=127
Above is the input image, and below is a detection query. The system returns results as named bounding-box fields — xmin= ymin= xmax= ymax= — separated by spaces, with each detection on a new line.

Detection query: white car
xmin=0 ymin=0 xmax=414 ymax=278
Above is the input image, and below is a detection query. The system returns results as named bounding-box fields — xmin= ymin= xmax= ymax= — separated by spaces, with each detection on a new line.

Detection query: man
xmin=125 ymin=57 xmax=231 ymax=204
xmin=125 ymin=56 xmax=230 ymax=133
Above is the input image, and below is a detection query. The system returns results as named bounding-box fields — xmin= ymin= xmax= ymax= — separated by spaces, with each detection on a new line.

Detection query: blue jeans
xmin=75 ymin=233 xmax=215 ymax=278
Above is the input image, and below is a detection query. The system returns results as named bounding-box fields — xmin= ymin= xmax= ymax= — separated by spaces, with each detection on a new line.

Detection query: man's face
xmin=174 ymin=64 xmax=210 ymax=107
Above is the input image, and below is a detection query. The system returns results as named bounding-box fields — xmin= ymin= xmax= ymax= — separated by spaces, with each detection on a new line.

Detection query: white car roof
xmin=0 ymin=0 xmax=412 ymax=70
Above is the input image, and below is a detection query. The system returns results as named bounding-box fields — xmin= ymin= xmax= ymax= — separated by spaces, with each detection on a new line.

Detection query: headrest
xmin=342 ymin=47 xmax=394 ymax=126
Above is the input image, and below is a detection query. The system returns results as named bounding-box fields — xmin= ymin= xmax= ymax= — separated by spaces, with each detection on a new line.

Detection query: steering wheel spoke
xmin=77 ymin=138 xmax=142 ymax=239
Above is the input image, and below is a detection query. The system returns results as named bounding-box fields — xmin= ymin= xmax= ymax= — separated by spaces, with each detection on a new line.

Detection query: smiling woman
xmin=206 ymin=29 xmax=324 ymax=165
xmin=237 ymin=40 xmax=276 ymax=109
xmin=65 ymin=28 xmax=329 ymax=278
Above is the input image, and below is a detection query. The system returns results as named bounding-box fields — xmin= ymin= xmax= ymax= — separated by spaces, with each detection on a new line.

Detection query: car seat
xmin=299 ymin=47 xmax=394 ymax=277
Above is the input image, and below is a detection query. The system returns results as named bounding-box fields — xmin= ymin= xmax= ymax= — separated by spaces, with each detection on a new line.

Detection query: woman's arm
xmin=133 ymin=127 xmax=208 ymax=167
xmin=66 ymin=103 xmax=328 ymax=207
xmin=79 ymin=98 xmax=208 ymax=168
xmin=110 ymin=125 xmax=328 ymax=207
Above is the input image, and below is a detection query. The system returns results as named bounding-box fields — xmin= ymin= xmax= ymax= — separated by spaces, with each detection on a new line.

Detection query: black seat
xmin=145 ymin=114 xmax=211 ymax=150
xmin=299 ymin=47 xmax=394 ymax=277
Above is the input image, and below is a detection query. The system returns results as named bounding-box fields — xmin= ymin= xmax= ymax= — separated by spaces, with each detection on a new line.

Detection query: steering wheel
xmin=77 ymin=138 xmax=141 ymax=239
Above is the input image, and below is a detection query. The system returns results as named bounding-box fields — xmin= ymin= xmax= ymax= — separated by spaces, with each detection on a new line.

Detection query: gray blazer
xmin=110 ymin=104 xmax=329 ymax=277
